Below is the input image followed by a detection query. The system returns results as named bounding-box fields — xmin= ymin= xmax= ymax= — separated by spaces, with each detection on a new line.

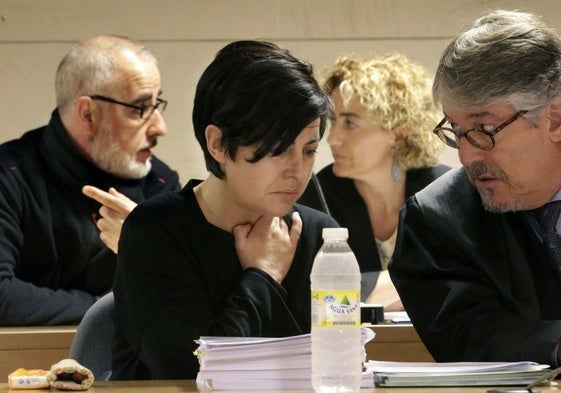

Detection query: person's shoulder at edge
xmin=428 ymin=163 xmax=452 ymax=176
xmin=299 ymin=163 xmax=355 ymax=207
xmin=405 ymin=164 xmax=452 ymax=194
xmin=415 ymin=166 xmax=465 ymax=196
xmin=407 ymin=167 xmax=480 ymax=221
xmin=315 ymin=162 xmax=334 ymax=179
xmin=407 ymin=163 xmax=452 ymax=180
xmin=0 ymin=127 xmax=45 ymax=163
xmin=125 ymin=180 xmax=199 ymax=224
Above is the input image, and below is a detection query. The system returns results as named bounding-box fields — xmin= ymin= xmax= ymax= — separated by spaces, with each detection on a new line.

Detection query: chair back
xmin=69 ymin=292 xmax=114 ymax=380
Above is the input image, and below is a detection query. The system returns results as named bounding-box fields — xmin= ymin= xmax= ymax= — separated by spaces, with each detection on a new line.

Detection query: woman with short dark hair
xmin=111 ymin=40 xmax=335 ymax=380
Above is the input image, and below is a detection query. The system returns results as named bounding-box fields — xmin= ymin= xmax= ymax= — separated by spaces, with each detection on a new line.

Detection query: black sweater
xmin=0 ymin=110 xmax=180 ymax=326
xmin=111 ymin=180 xmax=338 ymax=380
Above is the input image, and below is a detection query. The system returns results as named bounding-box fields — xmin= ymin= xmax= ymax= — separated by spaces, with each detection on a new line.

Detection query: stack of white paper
xmin=194 ymin=327 xmax=375 ymax=391
xmin=367 ymin=360 xmax=552 ymax=387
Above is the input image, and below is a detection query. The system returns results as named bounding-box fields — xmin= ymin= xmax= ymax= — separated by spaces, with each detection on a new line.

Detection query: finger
xmin=83 ymin=185 xmax=119 ymax=206
xmin=108 ymin=187 xmax=126 ymax=198
xmin=271 ymin=216 xmax=281 ymax=230
xmin=99 ymin=232 xmax=118 ymax=254
xmin=107 ymin=189 xmax=137 ymax=212
xmin=83 ymin=185 xmax=134 ymax=212
xmin=289 ymin=211 xmax=303 ymax=245
xmin=232 ymin=222 xmax=252 ymax=239
xmin=99 ymin=205 xmax=125 ymax=221
xmin=276 ymin=216 xmax=288 ymax=232
xmin=95 ymin=216 xmax=119 ymax=233
xmin=98 ymin=228 xmax=115 ymax=243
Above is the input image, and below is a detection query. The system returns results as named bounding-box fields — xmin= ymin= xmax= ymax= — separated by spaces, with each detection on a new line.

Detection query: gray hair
xmin=433 ymin=10 xmax=561 ymax=114
xmin=55 ymin=35 xmax=157 ymax=115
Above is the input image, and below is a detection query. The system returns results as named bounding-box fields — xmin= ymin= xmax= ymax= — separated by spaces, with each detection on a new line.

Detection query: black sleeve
xmin=390 ymin=196 xmax=561 ymax=365
xmin=0 ymin=164 xmax=95 ymax=326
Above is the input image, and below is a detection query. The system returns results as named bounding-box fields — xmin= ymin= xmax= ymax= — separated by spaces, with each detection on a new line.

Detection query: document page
xmin=366 ymin=360 xmax=551 ymax=387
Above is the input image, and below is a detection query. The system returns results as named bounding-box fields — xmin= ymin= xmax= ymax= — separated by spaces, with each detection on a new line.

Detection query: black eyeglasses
xmin=433 ymin=110 xmax=528 ymax=150
xmin=89 ymin=95 xmax=167 ymax=120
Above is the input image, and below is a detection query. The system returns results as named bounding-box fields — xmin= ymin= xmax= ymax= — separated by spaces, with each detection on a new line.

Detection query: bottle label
xmin=311 ymin=290 xmax=360 ymax=328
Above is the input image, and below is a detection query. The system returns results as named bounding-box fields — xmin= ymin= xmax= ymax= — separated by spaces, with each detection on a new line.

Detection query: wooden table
xmin=0 ymin=326 xmax=76 ymax=378
xmin=0 ymin=380 xmax=558 ymax=392
xmin=365 ymin=324 xmax=434 ymax=362
xmin=0 ymin=324 xmax=432 ymax=380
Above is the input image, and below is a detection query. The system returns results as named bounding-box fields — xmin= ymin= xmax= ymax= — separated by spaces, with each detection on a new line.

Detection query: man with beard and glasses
xmin=389 ymin=9 xmax=561 ymax=366
xmin=0 ymin=35 xmax=180 ymax=326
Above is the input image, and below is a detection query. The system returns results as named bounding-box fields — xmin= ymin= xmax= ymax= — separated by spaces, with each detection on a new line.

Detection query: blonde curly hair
xmin=322 ymin=53 xmax=443 ymax=169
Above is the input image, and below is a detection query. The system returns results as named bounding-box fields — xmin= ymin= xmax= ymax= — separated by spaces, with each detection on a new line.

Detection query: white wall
xmin=1 ymin=0 xmax=560 ymax=184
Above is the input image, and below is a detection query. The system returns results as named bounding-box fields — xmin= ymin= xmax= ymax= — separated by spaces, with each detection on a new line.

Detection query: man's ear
xmin=75 ymin=96 xmax=98 ymax=136
xmin=205 ymin=125 xmax=226 ymax=163
xmin=548 ymin=100 xmax=561 ymax=143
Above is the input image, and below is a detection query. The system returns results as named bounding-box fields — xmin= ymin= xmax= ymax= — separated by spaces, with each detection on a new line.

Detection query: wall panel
xmin=1 ymin=0 xmax=560 ymax=182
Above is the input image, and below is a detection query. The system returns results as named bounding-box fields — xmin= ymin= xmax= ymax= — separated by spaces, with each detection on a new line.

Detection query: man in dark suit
xmin=389 ymin=9 xmax=561 ymax=366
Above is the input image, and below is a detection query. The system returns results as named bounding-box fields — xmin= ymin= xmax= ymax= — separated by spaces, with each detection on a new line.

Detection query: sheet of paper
xmin=367 ymin=360 xmax=548 ymax=373
xmin=195 ymin=327 xmax=376 ymax=390
xmin=366 ymin=360 xmax=551 ymax=387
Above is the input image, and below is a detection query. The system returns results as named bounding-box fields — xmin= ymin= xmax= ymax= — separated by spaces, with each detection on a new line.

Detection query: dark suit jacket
xmin=389 ymin=167 xmax=561 ymax=365
xmin=299 ymin=164 xmax=450 ymax=272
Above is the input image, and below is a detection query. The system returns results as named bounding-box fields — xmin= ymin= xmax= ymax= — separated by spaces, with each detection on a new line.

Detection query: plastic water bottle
xmin=311 ymin=227 xmax=361 ymax=393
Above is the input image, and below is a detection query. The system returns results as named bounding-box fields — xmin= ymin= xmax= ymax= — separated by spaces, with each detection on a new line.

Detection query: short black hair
xmin=192 ymin=40 xmax=331 ymax=178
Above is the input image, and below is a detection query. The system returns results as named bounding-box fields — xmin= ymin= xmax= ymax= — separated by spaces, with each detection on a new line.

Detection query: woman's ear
xmin=391 ymin=129 xmax=406 ymax=149
xmin=205 ymin=125 xmax=227 ymax=163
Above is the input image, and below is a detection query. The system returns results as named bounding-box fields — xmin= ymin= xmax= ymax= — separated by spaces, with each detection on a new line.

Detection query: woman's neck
xmin=354 ymin=171 xmax=406 ymax=241
xmin=194 ymin=176 xmax=256 ymax=233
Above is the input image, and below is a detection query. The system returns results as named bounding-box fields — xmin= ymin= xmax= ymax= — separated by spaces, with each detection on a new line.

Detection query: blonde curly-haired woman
xmin=299 ymin=53 xmax=450 ymax=310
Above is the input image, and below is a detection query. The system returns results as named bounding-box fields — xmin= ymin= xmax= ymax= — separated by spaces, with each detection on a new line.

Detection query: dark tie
xmin=533 ymin=201 xmax=561 ymax=273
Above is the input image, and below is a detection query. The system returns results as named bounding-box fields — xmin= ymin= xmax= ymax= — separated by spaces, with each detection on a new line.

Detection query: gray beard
xmin=477 ymin=188 xmax=528 ymax=213
xmin=466 ymin=162 xmax=529 ymax=213
xmin=89 ymin=130 xmax=151 ymax=179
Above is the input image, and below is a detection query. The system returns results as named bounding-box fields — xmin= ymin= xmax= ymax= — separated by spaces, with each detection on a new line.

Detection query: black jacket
xmin=0 ymin=110 xmax=180 ymax=326
xmin=390 ymin=167 xmax=561 ymax=365
xmin=298 ymin=163 xmax=450 ymax=271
